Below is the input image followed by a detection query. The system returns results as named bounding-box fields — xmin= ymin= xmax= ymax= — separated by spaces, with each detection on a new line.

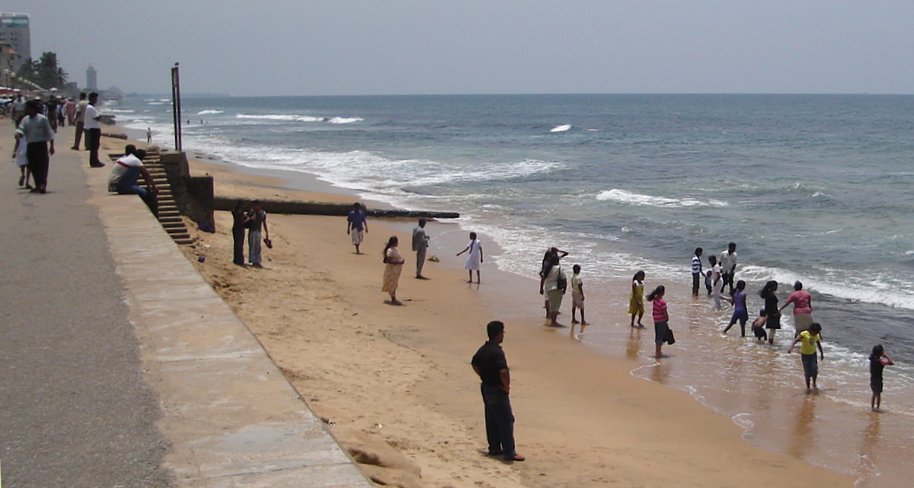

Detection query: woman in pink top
xmin=647 ymin=285 xmax=669 ymax=358
xmin=780 ymin=281 xmax=813 ymax=336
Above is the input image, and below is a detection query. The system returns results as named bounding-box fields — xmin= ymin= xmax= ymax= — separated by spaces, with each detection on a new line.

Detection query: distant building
xmin=86 ymin=65 xmax=97 ymax=91
xmin=0 ymin=13 xmax=29 ymax=72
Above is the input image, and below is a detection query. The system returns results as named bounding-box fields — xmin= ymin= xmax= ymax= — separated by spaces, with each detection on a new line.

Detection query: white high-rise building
xmin=0 ymin=13 xmax=29 ymax=72
xmin=86 ymin=65 xmax=97 ymax=91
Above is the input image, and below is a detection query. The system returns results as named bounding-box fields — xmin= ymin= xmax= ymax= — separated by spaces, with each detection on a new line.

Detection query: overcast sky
xmin=7 ymin=0 xmax=914 ymax=96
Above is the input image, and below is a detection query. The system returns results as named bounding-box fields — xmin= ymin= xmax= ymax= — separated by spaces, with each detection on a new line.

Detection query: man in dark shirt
xmin=471 ymin=321 xmax=525 ymax=462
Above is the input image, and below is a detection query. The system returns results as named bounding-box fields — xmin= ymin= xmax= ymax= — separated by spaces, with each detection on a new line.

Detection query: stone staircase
xmin=110 ymin=149 xmax=194 ymax=246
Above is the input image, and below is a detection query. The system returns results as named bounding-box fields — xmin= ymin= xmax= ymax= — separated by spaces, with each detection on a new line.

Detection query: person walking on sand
xmin=146 ymin=127 xmax=152 ymax=144
xmin=231 ymin=200 xmax=251 ymax=266
xmin=719 ymin=243 xmax=738 ymax=295
xmin=85 ymin=92 xmax=104 ymax=167
xmin=869 ymin=344 xmax=894 ymax=411
xmin=471 ymin=320 xmax=525 ymax=462
xmin=346 ymin=202 xmax=368 ymax=254
xmin=247 ymin=200 xmax=269 ymax=268
xmin=570 ymin=264 xmax=588 ymax=325
xmin=71 ymin=93 xmax=88 ymax=150
xmin=540 ymin=257 xmax=567 ymax=327
xmin=647 ymin=285 xmax=669 ymax=358
xmin=691 ymin=247 xmax=704 ymax=296
xmin=788 ymin=322 xmax=824 ymax=392
xmin=629 ymin=271 xmax=646 ymax=327
xmin=411 ymin=218 xmax=430 ymax=279
xmin=780 ymin=281 xmax=813 ymax=336
xmin=381 ymin=236 xmax=405 ymax=305
xmin=760 ymin=280 xmax=781 ymax=344
xmin=457 ymin=232 xmax=483 ymax=283
xmin=723 ymin=280 xmax=749 ymax=337
xmin=17 ymin=100 xmax=55 ymax=194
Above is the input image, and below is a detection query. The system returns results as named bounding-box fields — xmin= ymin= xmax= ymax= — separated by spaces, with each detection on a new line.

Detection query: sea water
xmin=114 ymin=94 xmax=914 ymax=484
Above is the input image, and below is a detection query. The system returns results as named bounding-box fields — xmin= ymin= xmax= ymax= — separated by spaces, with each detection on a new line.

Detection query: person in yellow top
xmin=788 ymin=322 xmax=824 ymax=392
xmin=628 ymin=270 xmax=646 ymax=328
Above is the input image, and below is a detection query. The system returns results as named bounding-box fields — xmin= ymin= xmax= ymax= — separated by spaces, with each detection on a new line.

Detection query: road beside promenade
xmin=0 ymin=122 xmax=371 ymax=487
xmin=0 ymin=123 xmax=173 ymax=486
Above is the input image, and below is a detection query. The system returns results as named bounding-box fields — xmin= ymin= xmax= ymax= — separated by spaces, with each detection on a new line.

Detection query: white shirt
xmin=108 ymin=154 xmax=144 ymax=184
xmin=84 ymin=104 xmax=101 ymax=129
xmin=76 ymin=100 xmax=89 ymax=122
xmin=17 ymin=114 xmax=55 ymax=143
xmin=719 ymin=250 xmax=737 ymax=272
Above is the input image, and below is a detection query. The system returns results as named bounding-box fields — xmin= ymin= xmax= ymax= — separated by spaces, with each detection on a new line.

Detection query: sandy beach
xmin=86 ymin=124 xmax=853 ymax=488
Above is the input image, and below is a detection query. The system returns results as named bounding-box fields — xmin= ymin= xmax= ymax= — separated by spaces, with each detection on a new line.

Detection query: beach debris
xmin=428 ymin=255 xmax=440 ymax=262
xmin=197 ymin=255 xmax=205 ymax=263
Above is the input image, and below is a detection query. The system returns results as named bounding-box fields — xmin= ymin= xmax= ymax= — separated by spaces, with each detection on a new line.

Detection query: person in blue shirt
xmin=346 ymin=202 xmax=368 ymax=254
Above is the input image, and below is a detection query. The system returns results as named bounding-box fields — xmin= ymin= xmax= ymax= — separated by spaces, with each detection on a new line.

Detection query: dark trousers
xmin=26 ymin=142 xmax=50 ymax=188
xmin=115 ymin=167 xmax=158 ymax=216
xmin=87 ymin=128 xmax=102 ymax=165
xmin=481 ymin=385 xmax=516 ymax=458
xmin=72 ymin=122 xmax=85 ymax=149
xmin=232 ymin=226 xmax=246 ymax=265
xmin=722 ymin=271 xmax=735 ymax=293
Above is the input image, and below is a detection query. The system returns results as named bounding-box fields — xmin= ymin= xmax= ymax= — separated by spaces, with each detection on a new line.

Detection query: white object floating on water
xmin=550 ymin=124 xmax=572 ymax=133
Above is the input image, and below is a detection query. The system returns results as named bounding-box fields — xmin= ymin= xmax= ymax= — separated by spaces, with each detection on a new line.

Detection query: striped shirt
xmin=691 ymin=255 xmax=703 ymax=274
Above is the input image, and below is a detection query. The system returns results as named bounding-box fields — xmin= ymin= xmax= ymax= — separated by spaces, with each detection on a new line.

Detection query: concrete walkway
xmin=0 ymin=123 xmax=371 ymax=487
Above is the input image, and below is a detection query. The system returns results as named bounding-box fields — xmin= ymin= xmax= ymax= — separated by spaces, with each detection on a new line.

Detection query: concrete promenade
xmin=0 ymin=122 xmax=371 ymax=487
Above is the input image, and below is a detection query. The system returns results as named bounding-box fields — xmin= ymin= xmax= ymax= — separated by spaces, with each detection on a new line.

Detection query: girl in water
xmin=647 ymin=285 xmax=669 ymax=358
xmin=629 ymin=271 xmax=646 ymax=328
xmin=760 ymin=280 xmax=780 ymax=344
xmin=723 ymin=280 xmax=749 ymax=337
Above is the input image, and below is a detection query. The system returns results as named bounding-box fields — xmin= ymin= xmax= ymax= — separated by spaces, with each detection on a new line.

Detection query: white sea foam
xmin=197 ymin=109 xmax=224 ymax=115
xmin=236 ymin=114 xmax=325 ymax=122
xmin=596 ymin=189 xmax=729 ymax=208
xmin=550 ymin=124 xmax=572 ymax=133
xmin=106 ymin=109 xmax=135 ymax=114
xmin=328 ymin=117 xmax=363 ymax=124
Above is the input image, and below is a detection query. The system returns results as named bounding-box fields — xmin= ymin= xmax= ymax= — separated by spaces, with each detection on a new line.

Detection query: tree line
xmin=17 ymin=51 xmax=68 ymax=90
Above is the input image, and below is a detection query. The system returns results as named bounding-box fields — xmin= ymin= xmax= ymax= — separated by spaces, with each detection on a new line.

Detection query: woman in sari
xmin=382 ymin=236 xmax=406 ymax=305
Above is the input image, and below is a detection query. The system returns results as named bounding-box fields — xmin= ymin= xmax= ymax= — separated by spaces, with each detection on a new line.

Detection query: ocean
xmin=111 ymin=94 xmax=914 ymax=485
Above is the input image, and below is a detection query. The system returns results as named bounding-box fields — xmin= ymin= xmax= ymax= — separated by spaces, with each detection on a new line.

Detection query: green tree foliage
xmin=16 ymin=51 xmax=68 ymax=89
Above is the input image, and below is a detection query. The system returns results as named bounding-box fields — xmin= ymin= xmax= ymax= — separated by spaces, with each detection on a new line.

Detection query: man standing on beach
xmin=85 ymin=92 xmax=104 ymax=167
xmin=719 ymin=243 xmax=737 ymax=295
xmin=346 ymin=202 xmax=368 ymax=254
xmin=17 ymin=100 xmax=55 ymax=194
xmin=691 ymin=247 xmax=704 ymax=296
xmin=471 ymin=321 xmax=525 ymax=462
xmin=71 ymin=93 xmax=88 ymax=150
xmin=411 ymin=218 xmax=430 ymax=279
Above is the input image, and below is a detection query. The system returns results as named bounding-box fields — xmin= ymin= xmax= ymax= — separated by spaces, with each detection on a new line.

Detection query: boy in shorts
xmin=571 ymin=264 xmax=588 ymax=325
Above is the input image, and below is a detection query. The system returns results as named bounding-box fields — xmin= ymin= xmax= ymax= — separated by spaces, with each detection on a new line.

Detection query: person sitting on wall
xmin=109 ymin=144 xmax=158 ymax=214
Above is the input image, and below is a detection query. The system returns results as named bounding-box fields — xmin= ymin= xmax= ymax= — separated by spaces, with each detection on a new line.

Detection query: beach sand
xmin=106 ymin=133 xmax=851 ymax=487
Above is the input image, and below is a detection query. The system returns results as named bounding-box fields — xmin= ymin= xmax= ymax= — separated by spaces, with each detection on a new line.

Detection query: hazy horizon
xmin=7 ymin=1 xmax=914 ymax=96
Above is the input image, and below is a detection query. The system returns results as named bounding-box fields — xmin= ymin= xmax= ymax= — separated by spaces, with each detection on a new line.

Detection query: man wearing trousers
xmin=471 ymin=321 xmax=525 ymax=462
xmin=411 ymin=218 xmax=430 ymax=279
xmin=85 ymin=92 xmax=104 ymax=167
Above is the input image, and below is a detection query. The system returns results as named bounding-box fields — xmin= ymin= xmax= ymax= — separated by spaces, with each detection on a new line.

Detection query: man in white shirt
xmin=109 ymin=145 xmax=158 ymax=214
xmin=16 ymin=99 xmax=56 ymax=193
xmin=71 ymin=93 xmax=88 ymax=150
xmin=719 ymin=242 xmax=738 ymax=295
xmin=84 ymin=92 xmax=104 ymax=167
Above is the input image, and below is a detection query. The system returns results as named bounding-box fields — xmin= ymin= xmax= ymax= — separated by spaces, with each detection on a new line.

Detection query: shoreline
xmin=103 ymin=123 xmax=864 ymax=486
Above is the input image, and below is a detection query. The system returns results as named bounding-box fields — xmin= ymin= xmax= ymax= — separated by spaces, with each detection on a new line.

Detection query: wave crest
xmin=596 ymin=189 xmax=728 ymax=208
xmin=550 ymin=124 xmax=571 ymax=133
xmin=197 ymin=109 xmax=223 ymax=115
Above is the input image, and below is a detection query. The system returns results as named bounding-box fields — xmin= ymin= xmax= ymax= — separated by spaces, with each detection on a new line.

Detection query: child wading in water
xmin=788 ymin=322 xmax=824 ymax=392
xmin=869 ymin=345 xmax=894 ymax=411
xmin=629 ymin=271 xmax=645 ymax=327
xmin=751 ymin=309 xmax=769 ymax=341
xmin=570 ymin=265 xmax=588 ymax=325
xmin=723 ymin=280 xmax=749 ymax=336
xmin=647 ymin=285 xmax=669 ymax=358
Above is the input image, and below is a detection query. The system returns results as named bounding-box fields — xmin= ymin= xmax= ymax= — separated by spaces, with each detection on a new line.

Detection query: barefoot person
xmin=381 ymin=236 xmax=405 ymax=305
xmin=346 ymin=202 xmax=368 ymax=254
xmin=12 ymin=120 xmax=31 ymax=188
xmin=456 ymin=232 xmax=483 ymax=283
xmin=647 ymin=285 xmax=669 ymax=358
xmin=247 ymin=200 xmax=269 ymax=268
xmin=691 ymin=247 xmax=703 ymax=296
xmin=471 ymin=320 xmax=524 ymax=462
xmin=723 ymin=280 xmax=749 ymax=337
xmin=629 ymin=271 xmax=645 ymax=327
xmin=231 ymin=200 xmax=251 ymax=266
xmin=780 ymin=281 xmax=813 ymax=336
xmin=540 ymin=248 xmax=568 ymax=317
xmin=869 ymin=344 xmax=894 ymax=411
xmin=760 ymin=280 xmax=781 ymax=344
xmin=788 ymin=322 xmax=824 ymax=392
xmin=540 ymin=258 xmax=567 ymax=327
xmin=570 ymin=264 xmax=588 ymax=325
xmin=411 ymin=218 xmax=430 ymax=279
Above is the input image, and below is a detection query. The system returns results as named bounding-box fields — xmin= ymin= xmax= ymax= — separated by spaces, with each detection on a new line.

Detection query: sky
xmin=6 ymin=0 xmax=914 ymax=96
